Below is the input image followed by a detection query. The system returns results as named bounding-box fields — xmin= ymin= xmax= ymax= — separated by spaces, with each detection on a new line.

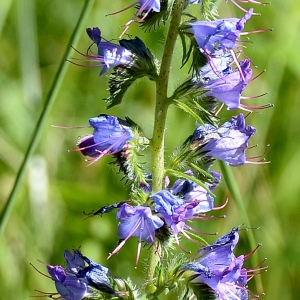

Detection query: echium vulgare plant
xmin=33 ymin=0 xmax=271 ymax=299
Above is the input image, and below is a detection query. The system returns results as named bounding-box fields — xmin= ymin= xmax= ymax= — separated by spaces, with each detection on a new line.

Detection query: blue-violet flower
xmin=108 ymin=203 xmax=164 ymax=264
xmin=199 ymin=59 xmax=252 ymax=110
xmin=190 ymin=114 xmax=256 ymax=166
xmin=170 ymin=170 xmax=220 ymax=214
xmin=151 ymin=190 xmax=205 ymax=245
xmin=187 ymin=9 xmax=253 ymax=54
xmin=181 ymin=228 xmax=249 ymax=300
xmin=76 ymin=114 xmax=134 ymax=165
xmin=85 ymin=27 xmax=133 ymax=75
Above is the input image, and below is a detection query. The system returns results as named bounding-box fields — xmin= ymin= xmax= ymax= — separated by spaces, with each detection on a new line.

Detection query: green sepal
xmin=198 ymin=0 xmax=221 ymax=20
xmin=113 ymin=126 xmax=149 ymax=189
xmin=83 ymin=277 xmax=130 ymax=300
xmin=165 ymin=169 xmax=215 ymax=196
xmin=105 ymin=37 xmax=158 ymax=108
xmin=121 ymin=278 xmax=141 ymax=300
xmin=171 ymin=78 xmax=219 ymax=124
xmin=167 ymin=137 xmax=217 ymax=184
xmin=187 ymin=282 xmax=216 ymax=300
xmin=145 ymin=254 xmax=191 ymax=299
xmin=178 ymin=266 xmax=217 ymax=300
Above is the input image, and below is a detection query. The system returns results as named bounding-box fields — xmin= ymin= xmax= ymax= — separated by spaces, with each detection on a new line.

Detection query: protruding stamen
xmin=241 ymin=92 xmax=269 ymax=100
xmin=51 ymin=124 xmax=90 ymax=129
xmin=241 ymin=28 xmax=273 ymax=35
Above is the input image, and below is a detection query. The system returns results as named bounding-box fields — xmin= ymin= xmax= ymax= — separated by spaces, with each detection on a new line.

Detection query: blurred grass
xmin=0 ymin=0 xmax=298 ymax=299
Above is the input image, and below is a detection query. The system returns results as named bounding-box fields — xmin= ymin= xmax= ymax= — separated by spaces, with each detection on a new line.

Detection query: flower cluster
xmin=180 ymin=228 xmax=265 ymax=299
xmin=88 ymin=172 xmax=220 ymax=264
xmin=36 ymin=0 xmax=269 ymax=299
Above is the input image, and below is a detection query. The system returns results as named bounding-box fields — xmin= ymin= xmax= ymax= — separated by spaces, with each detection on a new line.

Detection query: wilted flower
xmin=44 ymin=249 xmax=127 ymax=300
xmin=75 ymin=114 xmax=134 ymax=165
xmin=190 ymin=114 xmax=256 ymax=166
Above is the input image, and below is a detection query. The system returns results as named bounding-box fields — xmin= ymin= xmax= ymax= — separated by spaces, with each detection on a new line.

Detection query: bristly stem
xmin=151 ymin=0 xmax=185 ymax=193
xmin=147 ymin=0 xmax=185 ymax=293
xmin=0 ymin=0 xmax=95 ymax=237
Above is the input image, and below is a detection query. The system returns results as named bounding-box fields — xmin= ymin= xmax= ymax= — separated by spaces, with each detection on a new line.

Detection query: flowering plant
xmin=0 ymin=0 xmax=271 ymax=299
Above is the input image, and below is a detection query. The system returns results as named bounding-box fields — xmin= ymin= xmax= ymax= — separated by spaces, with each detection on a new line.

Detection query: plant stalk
xmin=147 ymin=0 xmax=186 ymax=293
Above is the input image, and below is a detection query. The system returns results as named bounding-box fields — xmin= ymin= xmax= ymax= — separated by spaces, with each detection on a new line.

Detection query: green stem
xmin=151 ymin=0 xmax=185 ymax=192
xmin=0 ymin=0 xmax=95 ymax=237
xmin=147 ymin=0 xmax=185 ymax=293
xmin=219 ymin=161 xmax=263 ymax=292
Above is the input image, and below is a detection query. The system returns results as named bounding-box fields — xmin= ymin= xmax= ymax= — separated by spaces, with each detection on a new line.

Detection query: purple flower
xmin=151 ymin=190 xmax=200 ymax=238
xmin=108 ymin=1 xmax=160 ymax=37
xmin=76 ymin=114 xmax=134 ymax=164
xmin=116 ymin=204 xmax=164 ymax=243
xmin=47 ymin=265 xmax=88 ymax=300
xmin=108 ymin=204 xmax=164 ymax=264
xmin=138 ymin=0 xmax=160 ymax=13
xmin=199 ymin=59 xmax=252 ymax=110
xmin=85 ymin=27 xmax=133 ymax=75
xmin=186 ymin=9 xmax=253 ymax=54
xmin=200 ymin=50 xmax=234 ymax=80
xmin=191 ymin=114 xmax=256 ymax=166
xmin=181 ymin=229 xmax=249 ymax=299
xmin=197 ymin=227 xmax=239 ymax=258
xmin=86 ymin=27 xmax=101 ymax=45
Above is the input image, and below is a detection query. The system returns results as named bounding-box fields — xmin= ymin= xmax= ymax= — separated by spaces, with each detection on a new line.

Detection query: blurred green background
xmin=0 ymin=0 xmax=298 ymax=299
